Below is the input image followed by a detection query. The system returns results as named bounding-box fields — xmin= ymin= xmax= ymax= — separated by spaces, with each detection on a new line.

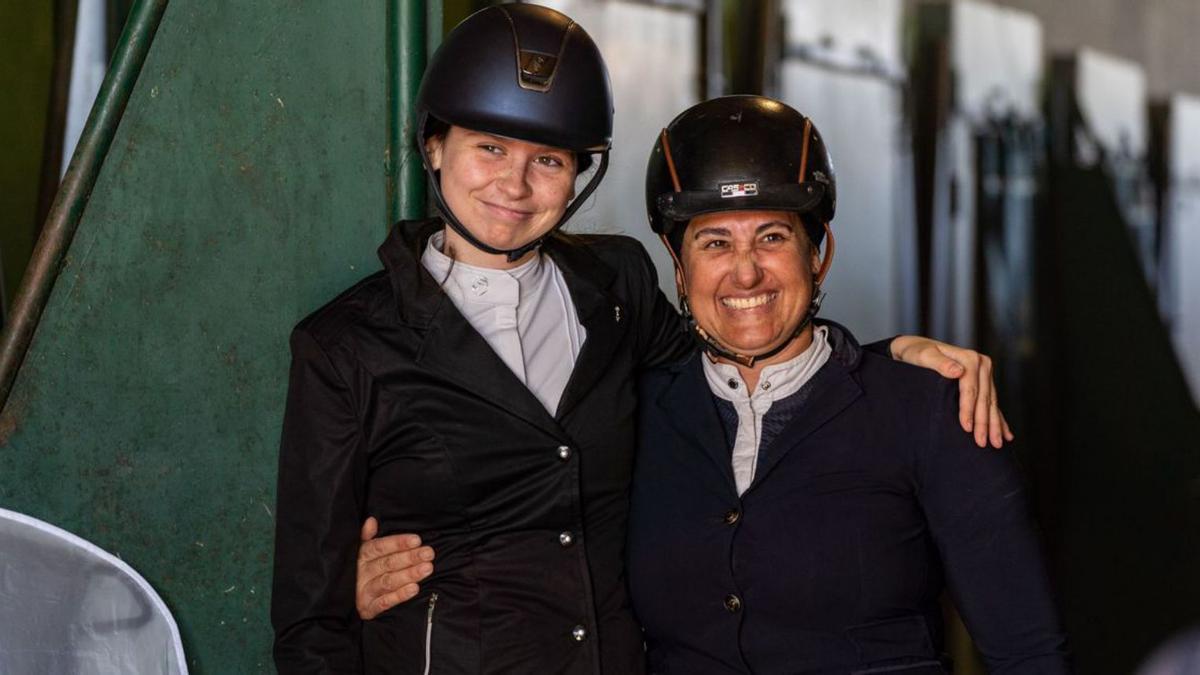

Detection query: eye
xmin=700 ymin=238 xmax=729 ymax=250
xmin=534 ymin=154 xmax=566 ymax=168
xmin=477 ymin=144 xmax=503 ymax=155
xmin=761 ymin=230 xmax=790 ymax=244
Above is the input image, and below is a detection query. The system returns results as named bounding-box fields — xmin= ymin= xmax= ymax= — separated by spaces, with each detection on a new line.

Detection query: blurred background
xmin=0 ymin=0 xmax=1197 ymax=672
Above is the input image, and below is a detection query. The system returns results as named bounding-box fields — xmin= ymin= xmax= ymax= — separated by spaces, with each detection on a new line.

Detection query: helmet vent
xmin=497 ymin=5 xmax=574 ymax=93
xmin=519 ymin=51 xmax=558 ymax=88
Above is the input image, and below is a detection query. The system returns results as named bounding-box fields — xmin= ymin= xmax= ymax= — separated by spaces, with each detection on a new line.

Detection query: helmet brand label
xmin=720 ymin=182 xmax=758 ymax=198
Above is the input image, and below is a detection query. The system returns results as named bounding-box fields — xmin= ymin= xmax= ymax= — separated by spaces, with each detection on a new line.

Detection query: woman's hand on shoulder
xmin=889 ymin=335 xmax=1014 ymax=449
xmin=356 ymin=517 xmax=436 ymax=620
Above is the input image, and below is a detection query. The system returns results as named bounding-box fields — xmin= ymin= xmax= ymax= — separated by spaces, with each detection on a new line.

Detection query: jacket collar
xmin=378 ymin=220 xmax=619 ymax=327
xmin=377 ymin=220 xmax=627 ymax=430
xmin=655 ymin=321 xmax=864 ymax=497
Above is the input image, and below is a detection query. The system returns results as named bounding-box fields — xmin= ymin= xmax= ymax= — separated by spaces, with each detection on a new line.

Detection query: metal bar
xmin=427 ymin=0 xmax=443 ymax=59
xmin=704 ymin=0 xmax=724 ymax=98
xmin=0 ymin=0 xmax=169 ymax=411
xmin=388 ymin=0 xmax=430 ymax=226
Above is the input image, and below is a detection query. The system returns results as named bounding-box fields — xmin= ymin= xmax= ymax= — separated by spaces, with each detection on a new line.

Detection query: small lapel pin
xmin=614 ymin=305 xmax=622 ymax=323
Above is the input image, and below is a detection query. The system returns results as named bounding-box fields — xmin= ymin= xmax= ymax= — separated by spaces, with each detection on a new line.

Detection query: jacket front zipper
xmin=423 ymin=592 xmax=439 ymax=675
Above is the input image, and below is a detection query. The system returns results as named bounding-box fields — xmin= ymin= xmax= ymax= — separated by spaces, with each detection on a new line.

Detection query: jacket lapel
xmin=547 ymin=237 xmax=630 ymax=420
xmin=656 ymin=355 xmax=739 ymax=496
xmin=380 ymin=220 xmax=565 ymax=439
xmin=416 ymin=298 xmax=564 ymax=438
xmin=746 ymin=361 xmax=862 ymax=495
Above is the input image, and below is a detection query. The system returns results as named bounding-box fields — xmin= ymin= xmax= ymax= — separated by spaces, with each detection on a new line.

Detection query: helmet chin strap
xmin=662 ymin=222 xmax=835 ymax=369
xmin=417 ymin=111 xmax=610 ymax=262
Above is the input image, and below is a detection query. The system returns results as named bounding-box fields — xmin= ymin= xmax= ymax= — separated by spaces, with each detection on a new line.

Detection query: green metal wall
xmin=0 ymin=1 xmax=430 ymax=671
xmin=0 ymin=3 xmax=54 ymax=311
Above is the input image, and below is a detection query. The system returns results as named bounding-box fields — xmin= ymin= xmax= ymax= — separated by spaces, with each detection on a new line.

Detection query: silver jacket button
xmin=572 ymin=624 xmax=587 ymax=641
xmin=557 ymin=445 xmax=571 ymax=461
xmin=559 ymin=531 xmax=574 ymax=547
xmin=724 ymin=594 xmax=742 ymax=612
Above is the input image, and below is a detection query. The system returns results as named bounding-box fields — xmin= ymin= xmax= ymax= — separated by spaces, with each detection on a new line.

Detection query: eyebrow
xmin=691 ymin=221 xmax=793 ymax=239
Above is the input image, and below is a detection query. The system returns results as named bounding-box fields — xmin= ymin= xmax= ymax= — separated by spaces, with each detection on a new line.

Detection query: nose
xmin=495 ymin=159 xmax=533 ymax=200
xmin=730 ymin=249 xmax=764 ymax=288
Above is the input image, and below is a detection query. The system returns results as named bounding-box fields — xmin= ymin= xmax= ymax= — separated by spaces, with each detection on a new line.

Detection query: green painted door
xmin=0 ymin=1 xmax=434 ymax=671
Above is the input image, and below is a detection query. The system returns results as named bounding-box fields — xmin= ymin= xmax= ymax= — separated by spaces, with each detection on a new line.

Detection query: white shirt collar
xmin=421 ymin=230 xmax=544 ymax=308
xmin=702 ymin=325 xmax=832 ymax=495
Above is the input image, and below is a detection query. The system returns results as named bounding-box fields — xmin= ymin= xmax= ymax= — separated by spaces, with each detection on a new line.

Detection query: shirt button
xmin=723 ymin=509 xmax=740 ymax=525
xmin=557 ymin=445 xmax=571 ymax=461
xmin=727 ymin=378 xmax=739 ymax=390
xmin=559 ymin=531 xmax=574 ymax=547
xmin=572 ymin=625 xmax=587 ymax=641
xmin=470 ymin=276 xmax=488 ymax=295
xmin=761 ymin=380 xmax=772 ymax=391
xmin=724 ymin=594 xmax=742 ymax=613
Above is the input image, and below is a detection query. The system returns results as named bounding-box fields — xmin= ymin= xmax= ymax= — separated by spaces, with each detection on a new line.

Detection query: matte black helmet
xmin=646 ymin=95 xmax=836 ymax=256
xmin=416 ymin=3 xmax=614 ymax=261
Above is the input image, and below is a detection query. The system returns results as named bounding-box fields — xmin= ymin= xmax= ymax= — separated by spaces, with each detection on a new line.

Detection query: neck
xmin=721 ymin=326 xmax=815 ymax=391
xmin=440 ymin=225 xmax=538 ymax=270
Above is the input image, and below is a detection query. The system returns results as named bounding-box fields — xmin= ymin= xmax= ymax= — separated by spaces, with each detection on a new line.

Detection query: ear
xmin=673 ymin=263 xmax=686 ymax=299
xmin=425 ymin=135 xmax=445 ymax=171
xmin=810 ymin=245 xmax=821 ymax=276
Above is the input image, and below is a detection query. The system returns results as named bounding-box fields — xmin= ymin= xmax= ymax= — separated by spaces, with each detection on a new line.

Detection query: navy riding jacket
xmin=627 ymin=325 xmax=1070 ymax=674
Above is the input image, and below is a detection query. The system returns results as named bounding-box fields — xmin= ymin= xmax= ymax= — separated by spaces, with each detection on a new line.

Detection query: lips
xmin=480 ymin=200 xmax=534 ymax=222
xmin=721 ymin=292 xmax=778 ymax=310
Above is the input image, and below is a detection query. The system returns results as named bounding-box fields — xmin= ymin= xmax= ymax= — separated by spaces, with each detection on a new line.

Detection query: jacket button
xmin=572 ymin=624 xmax=587 ymax=641
xmin=557 ymin=445 xmax=571 ymax=461
xmin=723 ymin=509 xmax=740 ymax=525
xmin=559 ymin=531 xmax=574 ymax=547
xmin=724 ymin=594 xmax=742 ymax=613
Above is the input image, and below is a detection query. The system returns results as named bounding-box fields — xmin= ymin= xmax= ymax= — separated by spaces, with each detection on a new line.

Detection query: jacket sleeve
xmin=917 ymin=379 xmax=1071 ymax=674
xmin=271 ymin=327 xmax=367 ymax=674
xmin=630 ymin=242 xmax=693 ymax=370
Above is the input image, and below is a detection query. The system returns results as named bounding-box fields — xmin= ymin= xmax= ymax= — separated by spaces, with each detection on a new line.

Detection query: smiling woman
xmin=680 ymin=210 xmax=820 ymax=381
xmin=424 ymin=127 xmax=577 ymax=268
xmin=629 ymin=95 xmax=1069 ymax=674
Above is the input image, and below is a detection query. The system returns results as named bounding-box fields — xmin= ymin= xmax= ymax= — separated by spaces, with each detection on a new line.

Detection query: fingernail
xmin=419 ymin=563 xmax=433 ymax=576
xmin=420 ymin=548 xmax=434 ymax=561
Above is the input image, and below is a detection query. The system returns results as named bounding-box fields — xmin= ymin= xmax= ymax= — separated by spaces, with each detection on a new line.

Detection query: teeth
xmin=722 ymin=293 xmax=776 ymax=310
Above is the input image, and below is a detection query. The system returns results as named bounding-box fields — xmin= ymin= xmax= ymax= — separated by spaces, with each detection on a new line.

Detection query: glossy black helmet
xmin=645 ymin=95 xmax=838 ymax=366
xmin=416 ymin=3 xmax=614 ymax=260
xmin=645 ymin=95 xmax=836 ymax=256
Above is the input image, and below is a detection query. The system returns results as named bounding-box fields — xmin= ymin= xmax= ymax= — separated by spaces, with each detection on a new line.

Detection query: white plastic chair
xmin=0 ymin=508 xmax=187 ymax=674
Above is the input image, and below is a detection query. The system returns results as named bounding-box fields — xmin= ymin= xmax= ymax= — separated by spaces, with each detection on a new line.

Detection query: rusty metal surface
xmin=0 ymin=1 xmax=396 ymax=671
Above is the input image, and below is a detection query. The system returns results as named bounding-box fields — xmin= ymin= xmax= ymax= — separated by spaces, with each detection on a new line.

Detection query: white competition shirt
xmin=703 ymin=325 xmax=832 ymax=495
xmin=421 ymin=231 xmax=587 ymax=415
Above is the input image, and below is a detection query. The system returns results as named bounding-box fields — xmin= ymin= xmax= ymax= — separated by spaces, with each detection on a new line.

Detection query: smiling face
xmin=426 ymin=126 xmax=577 ymax=268
xmin=678 ymin=210 xmax=820 ymax=363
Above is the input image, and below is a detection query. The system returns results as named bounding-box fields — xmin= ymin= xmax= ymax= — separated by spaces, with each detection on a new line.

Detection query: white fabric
xmin=422 ymin=231 xmax=586 ymax=414
xmin=703 ymin=326 xmax=832 ymax=495
xmin=0 ymin=508 xmax=188 ymax=674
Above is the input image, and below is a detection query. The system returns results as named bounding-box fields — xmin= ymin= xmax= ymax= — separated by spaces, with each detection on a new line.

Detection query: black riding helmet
xmin=644 ymin=95 xmax=838 ymax=366
xmin=416 ymin=3 xmax=614 ymax=261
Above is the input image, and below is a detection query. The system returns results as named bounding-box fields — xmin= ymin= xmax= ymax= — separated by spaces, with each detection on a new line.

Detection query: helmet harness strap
xmin=656 ymin=124 xmax=837 ymax=368
xmin=417 ymin=110 xmax=611 ymax=262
